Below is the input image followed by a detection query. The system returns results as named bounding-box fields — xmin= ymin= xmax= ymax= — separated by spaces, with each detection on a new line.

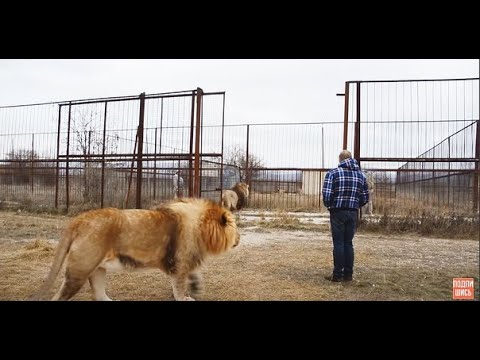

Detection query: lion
xmin=364 ymin=172 xmax=375 ymax=215
xmin=221 ymin=182 xmax=249 ymax=212
xmin=31 ymin=198 xmax=240 ymax=301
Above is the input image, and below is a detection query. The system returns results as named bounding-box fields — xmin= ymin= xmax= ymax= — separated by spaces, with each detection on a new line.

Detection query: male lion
xmin=222 ymin=182 xmax=249 ymax=212
xmin=31 ymin=198 xmax=240 ymax=301
xmin=364 ymin=172 xmax=375 ymax=215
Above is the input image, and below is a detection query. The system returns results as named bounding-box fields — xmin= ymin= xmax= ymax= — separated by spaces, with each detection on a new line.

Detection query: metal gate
xmin=341 ymin=78 xmax=479 ymax=215
xmin=51 ymin=88 xmax=225 ymax=211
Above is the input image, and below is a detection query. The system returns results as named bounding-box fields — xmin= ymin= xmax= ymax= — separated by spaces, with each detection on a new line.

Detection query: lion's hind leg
xmin=89 ymin=267 xmax=113 ymax=301
xmin=52 ymin=270 xmax=89 ymax=301
xmin=52 ymin=238 xmax=108 ymax=301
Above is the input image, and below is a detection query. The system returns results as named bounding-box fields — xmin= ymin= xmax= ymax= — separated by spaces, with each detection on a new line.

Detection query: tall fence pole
xmin=193 ymin=88 xmax=203 ymax=198
xmin=153 ymin=127 xmax=158 ymax=200
xmin=189 ymin=91 xmax=195 ymax=197
xmin=245 ymin=124 xmax=250 ymax=186
xmin=55 ymin=105 xmax=62 ymax=209
xmin=447 ymin=137 xmax=451 ymax=208
xmin=156 ymin=97 xmax=164 ymax=199
xmin=219 ymin=93 xmax=226 ymax=203
xmin=474 ymin=120 xmax=480 ymax=213
xmin=66 ymin=102 xmax=72 ymax=212
xmin=101 ymin=101 xmax=107 ymax=208
xmin=30 ymin=133 xmax=34 ymax=195
xmin=124 ymin=132 xmax=138 ymax=209
xmin=354 ymin=82 xmax=361 ymax=221
xmin=343 ymin=82 xmax=350 ymax=150
xmin=354 ymin=82 xmax=361 ymax=165
xmin=136 ymin=93 xmax=145 ymax=209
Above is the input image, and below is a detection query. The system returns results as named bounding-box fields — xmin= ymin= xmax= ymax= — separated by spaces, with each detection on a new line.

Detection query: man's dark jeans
xmin=329 ymin=209 xmax=357 ymax=279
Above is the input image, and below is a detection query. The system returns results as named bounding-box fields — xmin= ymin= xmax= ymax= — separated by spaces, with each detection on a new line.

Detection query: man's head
xmin=339 ymin=150 xmax=352 ymax=163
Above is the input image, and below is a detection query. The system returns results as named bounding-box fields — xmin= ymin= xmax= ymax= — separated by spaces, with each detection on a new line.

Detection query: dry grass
xmin=372 ymin=195 xmax=475 ymax=216
xmin=247 ymin=192 xmax=326 ymax=212
xmin=0 ymin=210 xmax=478 ymax=301
xmin=255 ymin=211 xmax=329 ymax=232
xmin=359 ymin=206 xmax=479 ymax=239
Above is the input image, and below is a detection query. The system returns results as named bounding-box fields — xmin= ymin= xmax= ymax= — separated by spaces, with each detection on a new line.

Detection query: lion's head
xmin=167 ymin=198 xmax=240 ymax=255
xmin=200 ymin=200 xmax=240 ymax=254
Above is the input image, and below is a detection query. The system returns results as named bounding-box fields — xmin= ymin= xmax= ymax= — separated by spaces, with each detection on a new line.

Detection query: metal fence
xmin=222 ymin=122 xmax=344 ymax=211
xmin=217 ymin=78 xmax=479 ymax=214
xmin=343 ymin=78 xmax=479 ymax=214
xmin=0 ymin=88 xmax=227 ymax=211
xmin=1 ymin=78 xmax=478 ymax=216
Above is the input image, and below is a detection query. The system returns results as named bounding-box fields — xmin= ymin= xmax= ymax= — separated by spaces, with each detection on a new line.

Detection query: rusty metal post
xmin=193 ymin=88 xmax=203 ymax=198
xmin=101 ymin=101 xmax=107 ymax=208
xmin=245 ymin=124 xmax=250 ymax=186
xmin=66 ymin=102 xmax=72 ymax=212
xmin=473 ymin=120 xmax=480 ymax=213
xmin=354 ymin=82 xmax=361 ymax=221
xmin=219 ymin=93 xmax=226 ymax=204
xmin=159 ymin=98 xmax=166 ymax=194
xmin=447 ymin=137 xmax=451 ymax=208
xmin=55 ymin=105 xmax=62 ymax=209
xmin=343 ymin=82 xmax=350 ymax=150
xmin=153 ymin=127 xmax=158 ymax=200
xmin=354 ymin=82 xmax=361 ymax=165
xmin=31 ymin=133 xmax=34 ymax=195
xmin=188 ymin=91 xmax=195 ymax=197
xmin=124 ymin=132 xmax=138 ymax=209
xmin=86 ymin=129 xmax=92 ymax=202
xmin=432 ymin=147 xmax=436 ymax=207
xmin=320 ymin=126 xmax=325 ymax=208
xmin=136 ymin=93 xmax=146 ymax=208
xmin=199 ymin=98 xmax=205 ymax=197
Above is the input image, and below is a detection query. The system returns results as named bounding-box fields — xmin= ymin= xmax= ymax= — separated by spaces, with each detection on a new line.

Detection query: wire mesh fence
xmin=0 ymin=89 xmax=227 ymax=212
xmin=0 ymin=102 xmax=59 ymax=209
xmin=222 ymin=122 xmax=344 ymax=211
xmin=1 ymin=78 xmax=478 ymax=217
xmin=345 ymin=78 xmax=479 ymax=215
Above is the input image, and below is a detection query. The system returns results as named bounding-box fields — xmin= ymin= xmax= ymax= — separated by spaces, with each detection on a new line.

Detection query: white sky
xmin=1 ymin=59 xmax=478 ymax=124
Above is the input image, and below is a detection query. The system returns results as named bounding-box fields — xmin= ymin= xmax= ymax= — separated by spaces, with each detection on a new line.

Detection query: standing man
xmin=322 ymin=150 xmax=369 ymax=282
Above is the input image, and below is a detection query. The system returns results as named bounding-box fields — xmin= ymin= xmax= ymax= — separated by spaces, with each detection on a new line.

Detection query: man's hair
xmin=339 ymin=150 xmax=352 ymax=161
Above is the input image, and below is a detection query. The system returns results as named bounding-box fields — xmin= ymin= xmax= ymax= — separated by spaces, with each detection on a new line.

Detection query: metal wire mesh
xmin=1 ymin=79 xmax=478 ymax=215
xmin=0 ymin=90 xmax=226 ymax=211
xmin=347 ymin=78 xmax=479 ymax=214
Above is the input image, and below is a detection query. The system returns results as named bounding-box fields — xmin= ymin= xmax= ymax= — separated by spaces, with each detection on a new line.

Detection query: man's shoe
xmin=324 ymin=274 xmax=342 ymax=282
xmin=343 ymin=275 xmax=353 ymax=282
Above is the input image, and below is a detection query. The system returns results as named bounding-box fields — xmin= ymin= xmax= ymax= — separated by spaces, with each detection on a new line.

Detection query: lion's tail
xmin=29 ymin=227 xmax=76 ymax=301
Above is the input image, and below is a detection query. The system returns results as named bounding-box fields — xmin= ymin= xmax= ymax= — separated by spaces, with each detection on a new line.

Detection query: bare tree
xmin=3 ymin=149 xmax=38 ymax=184
xmin=225 ymin=145 xmax=264 ymax=183
xmin=69 ymin=108 xmax=119 ymax=203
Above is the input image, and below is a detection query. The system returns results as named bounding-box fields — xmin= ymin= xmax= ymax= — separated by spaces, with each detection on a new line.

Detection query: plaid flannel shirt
xmin=322 ymin=158 xmax=369 ymax=210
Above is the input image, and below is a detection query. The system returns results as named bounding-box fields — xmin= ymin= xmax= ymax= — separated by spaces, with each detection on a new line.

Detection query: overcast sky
xmin=1 ymin=59 xmax=478 ymax=125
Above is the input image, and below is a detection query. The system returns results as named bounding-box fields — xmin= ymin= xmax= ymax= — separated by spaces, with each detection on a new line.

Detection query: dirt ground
xmin=0 ymin=210 xmax=478 ymax=301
